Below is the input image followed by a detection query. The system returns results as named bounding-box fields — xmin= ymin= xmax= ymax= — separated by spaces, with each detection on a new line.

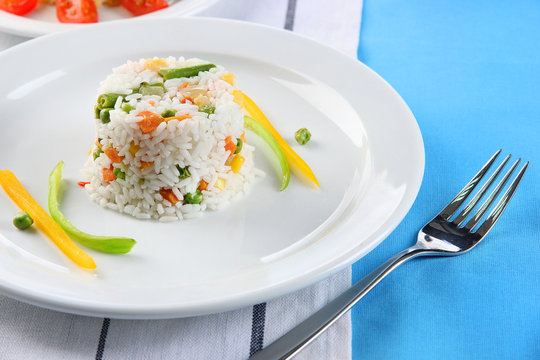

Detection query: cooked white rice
xmin=81 ymin=57 xmax=262 ymax=221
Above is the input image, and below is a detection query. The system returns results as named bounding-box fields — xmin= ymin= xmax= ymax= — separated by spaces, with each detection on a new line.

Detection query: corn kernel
xmin=129 ymin=141 xmax=140 ymax=156
xmin=230 ymin=155 xmax=245 ymax=174
xmin=221 ymin=73 xmax=235 ymax=85
xmin=144 ymin=58 xmax=167 ymax=71
xmin=214 ymin=178 xmax=226 ymax=190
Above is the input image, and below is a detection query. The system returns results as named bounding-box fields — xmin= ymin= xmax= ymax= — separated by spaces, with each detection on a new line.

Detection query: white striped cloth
xmin=0 ymin=1 xmax=363 ymax=358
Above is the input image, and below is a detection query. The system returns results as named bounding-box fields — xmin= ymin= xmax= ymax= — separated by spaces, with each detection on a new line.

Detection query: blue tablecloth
xmin=351 ymin=1 xmax=540 ymax=359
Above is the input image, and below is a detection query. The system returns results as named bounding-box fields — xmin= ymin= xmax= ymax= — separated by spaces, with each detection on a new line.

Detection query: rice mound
xmin=81 ymin=57 xmax=262 ymax=222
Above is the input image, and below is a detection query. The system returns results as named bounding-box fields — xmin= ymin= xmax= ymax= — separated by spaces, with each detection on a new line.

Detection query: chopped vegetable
xmin=0 ymin=169 xmax=96 ymax=269
xmin=13 ymin=211 xmax=33 ymax=230
xmin=113 ymin=167 xmax=126 ymax=180
xmin=181 ymin=96 xmax=193 ymax=104
xmin=97 ymin=93 xmax=120 ymax=109
xmin=244 ymin=115 xmax=290 ymax=191
xmin=159 ymin=188 xmax=179 ymax=204
xmin=128 ymin=142 xmax=139 ymax=156
xmin=99 ymin=108 xmax=112 ymax=124
xmin=235 ymin=138 xmax=243 ymax=154
xmin=144 ymin=58 xmax=167 ymax=71
xmin=104 ymin=147 xmax=124 ymax=163
xmin=181 ymin=81 xmax=189 ymax=89
xmin=185 ymin=190 xmax=203 ymax=204
xmin=214 ymin=178 xmax=226 ymax=191
xmin=102 ymin=166 xmax=116 ymax=182
xmin=140 ymin=161 xmax=153 ymax=171
xmin=93 ymin=147 xmax=103 ymax=160
xmin=200 ymin=105 xmax=215 ymax=115
xmin=232 ymin=90 xmax=243 ymax=106
xmin=139 ymin=82 xmax=165 ymax=96
xmin=176 ymin=165 xmax=191 ymax=179
xmin=137 ymin=111 xmax=163 ymax=134
xmin=165 ymin=114 xmax=191 ymax=122
xmin=121 ymin=0 xmax=167 ymax=15
xmin=94 ymin=105 xmax=101 ymax=119
xmin=121 ymin=102 xmax=133 ymax=113
xmin=0 ymin=0 xmax=37 ymax=15
xmin=198 ymin=180 xmax=208 ymax=191
xmin=77 ymin=181 xmax=90 ymax=187
xmin=230 ymin=155 xmax=245 ymax=174
xmin=295 ymin=128 xmax=311 ymax=145
xmin=224 ymin=136 xmax=237 ymax=155
xmin=161 ymin=109 xmax=176 ymax=118
xmin=242 ymin=93 xmax=319 ymax=187
xmin=56 ymin=0 xmax=97 ymax=23
xmin=158 ymin=64 xmax=216 ymax=80
xmin=221 ymin=73 xmax=235 ymax=85
xmin=49 ymin=162 xmax=136 ymax=254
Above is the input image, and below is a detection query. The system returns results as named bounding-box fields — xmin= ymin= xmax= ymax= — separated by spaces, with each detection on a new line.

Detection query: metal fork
xmin=250 ymin=149 xmax=529 ymax=360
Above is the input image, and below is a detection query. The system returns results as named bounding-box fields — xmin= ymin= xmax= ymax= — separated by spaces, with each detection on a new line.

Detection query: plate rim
xmin=0 ymin=17 xmax=425 ymax=318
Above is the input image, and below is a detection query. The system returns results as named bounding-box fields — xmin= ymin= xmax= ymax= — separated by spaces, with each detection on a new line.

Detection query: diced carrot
xmin=77 ymin=181 xmax=90 ymax=187
xmin=181 ymin=81 xmax=189 ymax=89
xmin=165 ymin=114 xmax=191 ymax=122
xmin=159 ymin=188 xmax=179 ymax=204
xmin=137 ymin=111 xmax=163 ymax=134
xmin=104 ymin=147 xmax=124 ymax=163
xmin=240 ymin=131 xmax=246 ymax=143
xmin=181 ymin=96 xmax=193 ymax=104
xmin=198 ymin=180 xmax=208 ymax=191
xmin=148 ymin=100 xmax=156 ymax=106
xmin=224 ymin=136 xmax=237 ymax=155
xmin=95 ymin=140 xmax=102 ymax=149
xmin=140 ymin=161 xmax=154 ymax=171
xmin=102 ymin=166 xmax=116 ymax=182
xmin=0 ymin=169 xmax=96 ymax=269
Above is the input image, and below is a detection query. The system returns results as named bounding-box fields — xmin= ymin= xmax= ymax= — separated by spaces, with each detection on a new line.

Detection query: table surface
xmin=351 ymin=1 xmax=540 ymax=359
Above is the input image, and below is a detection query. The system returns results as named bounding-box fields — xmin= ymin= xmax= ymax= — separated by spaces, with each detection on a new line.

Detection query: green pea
xmin=13 ymin=211 xmax=33 ymax=230
xmin=97 ymin=93 xmax=120 ymax=109
xmin=295 ymin=128 xmax=311 ymax=145
xmin=235 ymin=138 xmax=243 ymax=154
xmin=122 ymin=103 xmax=133 ymax=113
xmin=176 ymin=165 xmax=191 ymax=179
xmin=200 ymin=105 xmax=215 ymax=115
xmin=100 ymin=108 xmax=112 ymax=124
xmin=161 ymin=109 xmax=176 ymax=118
xmin=113 ymin=168 xmax=126 ymax=180
xmin=93 ymin=147 xmax=103 ymax=160
xmin=184 ymin=190 xmax=203 ymax=204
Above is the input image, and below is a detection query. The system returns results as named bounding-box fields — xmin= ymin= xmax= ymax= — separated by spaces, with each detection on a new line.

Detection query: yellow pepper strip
xmin=241 ymin=92 xmax=320 ymax=187
xmin=221 ymin=73 xmax=235 ymax=85
xmin=0 ymin=170 xmax=97 ymax=269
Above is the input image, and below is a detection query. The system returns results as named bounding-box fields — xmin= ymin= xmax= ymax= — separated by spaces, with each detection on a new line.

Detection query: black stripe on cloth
xmin=249 ymin=303 xmax=267 ymax=357
xmin=95 ymin=318 xmax=111 ymax=360
xmin=284 ymin=0 xmax=297 ymax=30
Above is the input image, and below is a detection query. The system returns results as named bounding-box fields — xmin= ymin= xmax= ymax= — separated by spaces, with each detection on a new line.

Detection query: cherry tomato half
xmin=121 ymin=0 xmax=168 ymax=16
xmin=56 ymin=0 xmax=98 ymax=23
xmin=0 ymin=0 xmax=38 ymax=16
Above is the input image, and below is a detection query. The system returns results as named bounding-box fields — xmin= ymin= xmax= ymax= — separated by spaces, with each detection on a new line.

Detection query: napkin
xmin=0 ymin=0 xmax=364 ymax=359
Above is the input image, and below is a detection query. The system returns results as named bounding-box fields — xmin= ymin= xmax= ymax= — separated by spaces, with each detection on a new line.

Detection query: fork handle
xmin=249 ymin=246 xmax=427 ymax=360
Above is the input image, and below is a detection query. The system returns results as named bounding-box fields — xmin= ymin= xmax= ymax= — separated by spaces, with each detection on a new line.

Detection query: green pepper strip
xmin=48 ymin=162 xmax=136 ymax=254
xmin=244 ymin=116 xmax=290 ymax=191
xmin=159 ymin=64 xmax=216 ymax=80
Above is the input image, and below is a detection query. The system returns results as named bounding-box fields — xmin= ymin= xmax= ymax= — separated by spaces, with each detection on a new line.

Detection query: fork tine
xmin=463 ymin=158 xmax=520 ymax=230
xmin=439 ymin=149 xmax=501 ymax=219
xmin=474 ymin=161 xmax=529 ymax=237
xmin=453 ymin=154 xmax=511 ymax=225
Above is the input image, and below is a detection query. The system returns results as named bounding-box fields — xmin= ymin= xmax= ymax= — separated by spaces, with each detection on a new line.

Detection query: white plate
xmin=0 ymin=17 xmax=424 ymax=319
xmin=0 ymin=0 xmax=217 ymax=37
